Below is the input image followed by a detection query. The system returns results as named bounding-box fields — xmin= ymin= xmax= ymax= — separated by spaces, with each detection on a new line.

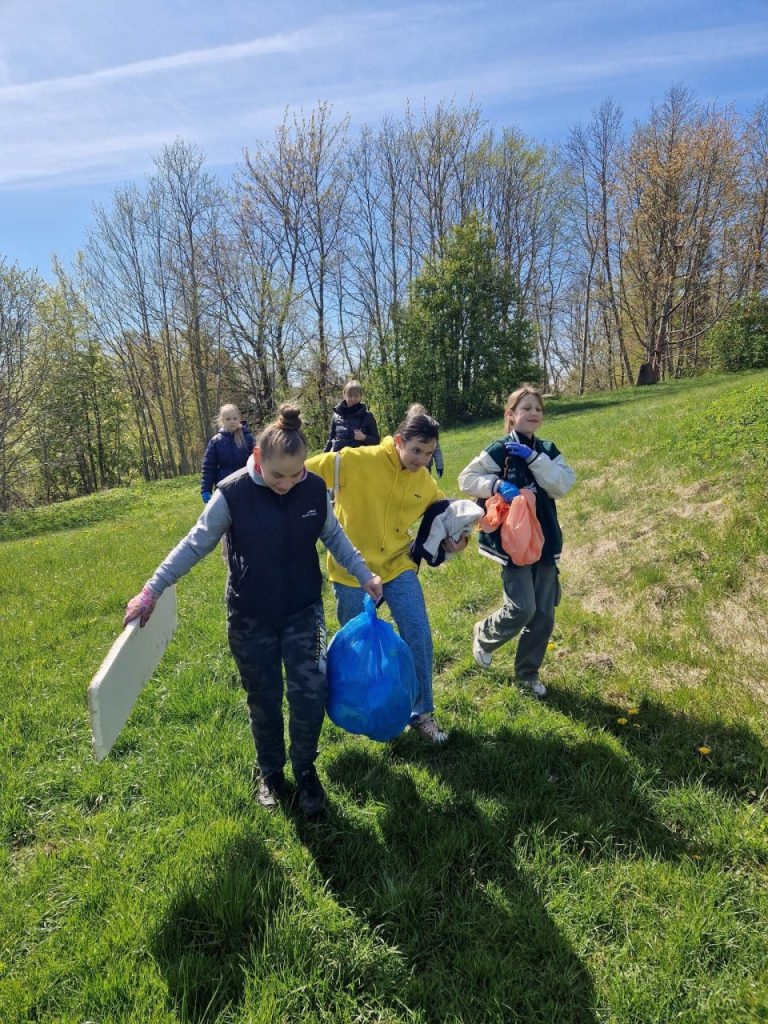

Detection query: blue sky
xmin=1 ymin=0 xmax=767 ymax=276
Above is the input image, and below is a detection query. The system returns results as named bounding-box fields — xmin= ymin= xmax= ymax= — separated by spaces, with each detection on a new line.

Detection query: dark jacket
xmin=323 ymin=401 xmax=379 ymax=452
xmin=409 ymin=500 xmax=452 ymax=568
xmin=201 ymin=426 xmax=255 ymax=494
xmin=218 ymin=469 xmax=327 ymax=624
xmin=479 ymin=434 xmax=565 ymax=566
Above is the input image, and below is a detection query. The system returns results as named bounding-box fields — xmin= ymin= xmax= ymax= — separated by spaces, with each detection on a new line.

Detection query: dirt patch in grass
xmin=707 ymin=558 xmax=768 ymax=698
xmin=648 ymin=663 xmax=710 ymax=693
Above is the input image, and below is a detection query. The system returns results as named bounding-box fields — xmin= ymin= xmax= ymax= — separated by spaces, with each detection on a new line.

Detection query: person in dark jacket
xmin=200 ymin=404 xmax=255 ymax=503
xmin=124 ymin=404 xmax=383 ymax=818
xmin=323 ymin=381 xmax=379 ymax=453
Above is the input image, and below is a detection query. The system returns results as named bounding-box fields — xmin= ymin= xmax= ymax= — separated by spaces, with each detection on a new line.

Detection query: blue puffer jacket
xmin=201 ymin=426 xmax=255 ymax=494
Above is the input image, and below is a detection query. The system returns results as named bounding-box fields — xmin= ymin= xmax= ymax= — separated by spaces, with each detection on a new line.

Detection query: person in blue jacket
xmin=200 ymin=404 xmax=255 ymax=503
xmin=125 ymin=404 xmax=383 ymax=817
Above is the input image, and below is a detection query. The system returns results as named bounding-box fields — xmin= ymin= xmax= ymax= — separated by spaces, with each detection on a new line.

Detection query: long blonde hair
xmin=218 ymin=403 xmax=247 ymax=449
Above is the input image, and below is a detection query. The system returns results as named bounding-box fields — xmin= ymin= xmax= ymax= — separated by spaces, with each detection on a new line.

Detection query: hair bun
xmin=276 ymin=403 xmax=302 ymax=431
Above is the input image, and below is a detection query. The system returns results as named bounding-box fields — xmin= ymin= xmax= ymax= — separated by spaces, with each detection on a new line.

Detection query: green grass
xmin=2 ymin=370 xmax=767 ymax=1023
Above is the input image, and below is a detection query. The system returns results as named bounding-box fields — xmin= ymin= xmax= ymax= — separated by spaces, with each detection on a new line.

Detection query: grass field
xmin=1 ymin=371 xmax=767 ymax=1023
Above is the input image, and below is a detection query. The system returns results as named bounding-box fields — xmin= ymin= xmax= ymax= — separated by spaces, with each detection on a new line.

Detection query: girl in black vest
xmin=124 ymin=405 xmax=382 ymax=817
xmin=458 ymin=385 xmax=575 ymax=698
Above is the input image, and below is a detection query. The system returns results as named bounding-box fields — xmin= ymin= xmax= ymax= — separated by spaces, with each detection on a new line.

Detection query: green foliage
xmin=0 ymin=258 xmax=46 ymax=511
xmin=381 ymin=214 xmax=540 ymax=425
xmin=674 ymin=377 xmax=768 ymax=469
xmin=34 ymin=287 xmax=135 ymax=500
xmin=706 ymin=295 xmax=768 ymax=372
xmin=363 ymin=360 xmax=403 ymax=435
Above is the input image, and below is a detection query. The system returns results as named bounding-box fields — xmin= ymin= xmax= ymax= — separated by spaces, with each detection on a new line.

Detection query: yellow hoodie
xmin=306 ymin=437 xmax=443 ymax=586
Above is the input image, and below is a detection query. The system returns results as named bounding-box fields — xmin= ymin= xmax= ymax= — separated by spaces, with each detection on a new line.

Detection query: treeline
xmin=1 ymin=86 xmax=767 ymax=510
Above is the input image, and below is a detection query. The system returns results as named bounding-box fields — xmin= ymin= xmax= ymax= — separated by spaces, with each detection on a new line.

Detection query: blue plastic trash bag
xmin=327 ymin=595 xmax=418 ymax=741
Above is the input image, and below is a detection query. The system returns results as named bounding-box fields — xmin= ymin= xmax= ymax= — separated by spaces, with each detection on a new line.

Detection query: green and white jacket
xmin=458 ymin=430 xmax=576 ymax=566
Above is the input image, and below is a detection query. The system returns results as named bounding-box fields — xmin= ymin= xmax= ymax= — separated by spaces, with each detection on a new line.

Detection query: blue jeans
xmin=334 ymin=570 xmax=434 ymax=717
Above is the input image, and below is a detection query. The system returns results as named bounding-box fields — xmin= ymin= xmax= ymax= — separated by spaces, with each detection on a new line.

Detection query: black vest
xmin=218 ymin=469 xmax=327 ymax=623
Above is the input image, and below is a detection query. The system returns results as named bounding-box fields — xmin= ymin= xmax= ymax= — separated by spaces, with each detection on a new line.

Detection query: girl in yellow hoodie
xmin=306 ymin=408 xmax=467 ymax=743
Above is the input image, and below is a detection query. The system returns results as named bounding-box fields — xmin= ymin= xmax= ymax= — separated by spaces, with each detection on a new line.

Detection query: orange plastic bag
xmin=477 ymin=493 xmax=510 ymax=532
xmin=501 ymin=489 xmax=544 ymax=565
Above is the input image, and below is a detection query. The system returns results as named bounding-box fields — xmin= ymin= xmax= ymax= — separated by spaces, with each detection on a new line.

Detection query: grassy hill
xmin=1 ymin=371 xmax=767 ymax=1023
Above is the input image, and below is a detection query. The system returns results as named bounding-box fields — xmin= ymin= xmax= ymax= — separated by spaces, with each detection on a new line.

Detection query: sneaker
xmin=472 ymin=622 xmax=492 ymax=669
xmin=517 ymin=678 xmax=547 ymax=699
xmin=295 ymin=766 xmax=327 ymax=818
xmin=410 ymin=713 xmax=448 ymax=744
xmin=254 ymin=769 xmax=286 ymax=810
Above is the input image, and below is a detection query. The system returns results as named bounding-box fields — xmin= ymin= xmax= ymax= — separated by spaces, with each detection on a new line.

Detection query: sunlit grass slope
xmin=1 ymin=371 xmax=767 ymax=1023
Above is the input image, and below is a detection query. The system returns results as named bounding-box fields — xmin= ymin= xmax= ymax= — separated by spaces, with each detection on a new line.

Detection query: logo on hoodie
xmin=302 ymin=508 xmax=318 ymax=518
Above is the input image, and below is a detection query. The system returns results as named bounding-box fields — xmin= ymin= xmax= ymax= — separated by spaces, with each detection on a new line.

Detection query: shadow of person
xmin=150 ymin=831 xmax=410 ymax=1023
xmin=543 ymin=685 xmax=768 ymax=799
xmin=414 ymin=722 xmax=696 ymax=859
xmin=296 ymin=734 xmax=617 ymax=1024
xmin=151 ymin=835 xmax=287 ymax=1022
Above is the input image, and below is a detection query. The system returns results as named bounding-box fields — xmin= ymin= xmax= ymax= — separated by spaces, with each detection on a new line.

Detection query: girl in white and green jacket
xmin=458 ymin=384 xmax=575 ymax=698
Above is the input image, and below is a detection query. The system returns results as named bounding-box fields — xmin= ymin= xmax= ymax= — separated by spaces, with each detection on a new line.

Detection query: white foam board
xmin=88 ymin=586 xmax=177 ymax=761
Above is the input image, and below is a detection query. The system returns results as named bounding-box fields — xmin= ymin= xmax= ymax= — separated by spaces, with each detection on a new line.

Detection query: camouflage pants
xmin=227 ymin=602 xmax=327 ymax=776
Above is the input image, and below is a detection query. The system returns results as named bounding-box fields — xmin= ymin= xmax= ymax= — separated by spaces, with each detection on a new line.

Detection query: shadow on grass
xmin=151 ymin=836 xmax=283 ymax=1022
xmin=293 ymin=723 xmax=689 ymax=1023
xmin=149 ymin=696 xmax=757 ymax=1023
xmin=544 ymin=686 xmax=768 ymax=799
xmin=151 ymin=830 xmax=412 ymax=1023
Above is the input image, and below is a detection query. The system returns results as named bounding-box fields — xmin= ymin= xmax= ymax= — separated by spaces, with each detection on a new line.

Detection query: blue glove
xmin=202 ymin=490 xmax=212 ymax=503
xmin=505 ymin=441 xmax=534 ymax=461
xmin=436 ymin=469 xmax=443 ymax=478
xmin=497 ymin=481 xmax=520 ymax=502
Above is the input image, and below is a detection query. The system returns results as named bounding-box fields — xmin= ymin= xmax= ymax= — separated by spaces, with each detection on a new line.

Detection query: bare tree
xmin=738 ymin=98 xmax=768 ymax=297
xmin=621 ymin=87 xmax=741 ymax=381
xmin=566 ymin=100 xmax=633 ymax=389
xmin=0 ymin=260 xmax=45 ymax=509
xmin=404 ymin=100 xmax=486 ymax=257
xmin=209 ymin=194 xmax=303 ymax=425
xmin=150 ymin=139 xmax=224 ymax=449
xmin=84 ymin=187 xmax=173 ymax=477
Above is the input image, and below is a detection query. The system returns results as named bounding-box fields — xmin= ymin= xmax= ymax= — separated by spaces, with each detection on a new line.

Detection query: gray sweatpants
xmin=227 ymin=602 xmax=327 ymax=776
xmin=475 ymin=561 xmax=560 ymax=681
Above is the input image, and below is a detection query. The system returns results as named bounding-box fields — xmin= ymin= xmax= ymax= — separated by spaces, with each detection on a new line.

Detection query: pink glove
xmin=123 ymin=586 xmax=158 ymax=627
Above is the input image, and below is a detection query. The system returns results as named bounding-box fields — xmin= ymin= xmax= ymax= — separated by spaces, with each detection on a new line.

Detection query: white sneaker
xmin=518 ymin=678 xmax=547 ymax=699
xmin=410 ymin=713 xmax=448 ymax=744
xmin=472 ymin=623 xmax=492 ymax=669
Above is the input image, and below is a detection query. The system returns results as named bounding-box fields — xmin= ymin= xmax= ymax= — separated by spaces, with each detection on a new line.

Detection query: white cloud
xmin=1 ymin=7 xmax=766 ymax=191
xmin=0 ymin=23 xmax=353 ymax=103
